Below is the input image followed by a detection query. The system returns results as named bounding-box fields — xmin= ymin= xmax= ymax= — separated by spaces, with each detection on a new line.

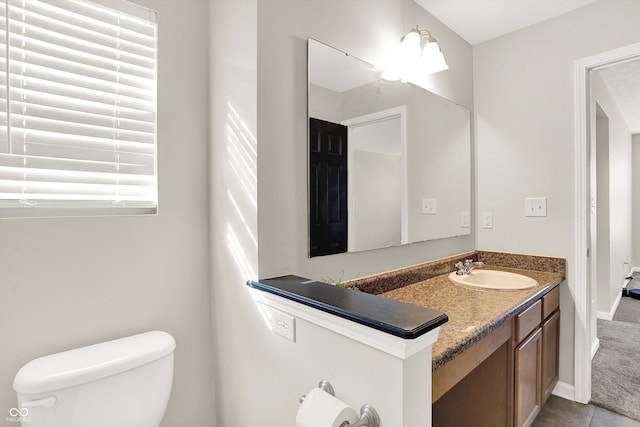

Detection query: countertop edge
xmin=247 ymin=275 xmax=449 ymax=339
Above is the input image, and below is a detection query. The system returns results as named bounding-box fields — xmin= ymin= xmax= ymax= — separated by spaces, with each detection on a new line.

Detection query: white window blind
xmin=0 ymin=0 xmax=157 ymax=218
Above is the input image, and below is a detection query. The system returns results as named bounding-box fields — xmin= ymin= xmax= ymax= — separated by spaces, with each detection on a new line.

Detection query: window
xmin=0 ymin=0 xmax=157 ymax=218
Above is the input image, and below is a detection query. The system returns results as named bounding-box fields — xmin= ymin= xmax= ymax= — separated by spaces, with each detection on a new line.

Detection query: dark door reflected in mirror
xmin=308 ymin=38 xmax=471 ymax=258
xmin=309 ymin=118 xmax=348 ymax=257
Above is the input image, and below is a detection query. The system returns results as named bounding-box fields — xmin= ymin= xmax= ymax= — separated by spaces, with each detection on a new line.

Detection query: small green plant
xmin=321 ymin=271 xmax=360 ymax=291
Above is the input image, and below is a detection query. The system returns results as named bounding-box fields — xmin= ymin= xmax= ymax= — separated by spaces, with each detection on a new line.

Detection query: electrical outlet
xmin=482 ymin=212 xmax=493 ymax=229
xmin=259 ymin=303 xmax=296 ymax=342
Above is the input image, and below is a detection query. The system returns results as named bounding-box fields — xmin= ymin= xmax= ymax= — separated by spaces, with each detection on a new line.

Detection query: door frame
xmin=573 ymin=42 xmax=640 ymax=404
xmin=342 ymin=105 xmax=408 ymax=245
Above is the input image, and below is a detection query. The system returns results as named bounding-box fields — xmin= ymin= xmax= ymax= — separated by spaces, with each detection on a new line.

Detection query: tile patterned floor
xmin=532 ymin=395 xmax=640 ymax=427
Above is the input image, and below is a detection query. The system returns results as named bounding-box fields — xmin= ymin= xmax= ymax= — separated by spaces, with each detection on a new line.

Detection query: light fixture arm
xmin=401 ymin=26 xmax=438 ymax=44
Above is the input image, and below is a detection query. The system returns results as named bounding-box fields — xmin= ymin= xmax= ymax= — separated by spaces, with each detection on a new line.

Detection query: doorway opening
xmin=574 ymin=42 xmax=640 ymax=404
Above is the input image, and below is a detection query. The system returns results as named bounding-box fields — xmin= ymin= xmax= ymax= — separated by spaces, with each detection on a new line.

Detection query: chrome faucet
xmin=455 ymin=259 xmax=485 ymax=276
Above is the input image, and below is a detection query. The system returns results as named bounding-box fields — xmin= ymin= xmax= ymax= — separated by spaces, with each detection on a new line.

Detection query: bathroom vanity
xmin=248 ymin=250 xmax=564 ymax=427
xmin=364 ymin=251 xmax=564 ymax=427
xmin=416 ymin=280 xmax=559 ymax=427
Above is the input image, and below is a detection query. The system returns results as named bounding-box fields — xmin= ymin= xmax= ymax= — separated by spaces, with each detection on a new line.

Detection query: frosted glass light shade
xmin=399 ymin=29 xmax=421 ymax=62
xmin=381 ymin=27 xmax=449 ymax=81
xmin=422 ymin=41 xmax=449 ymax=73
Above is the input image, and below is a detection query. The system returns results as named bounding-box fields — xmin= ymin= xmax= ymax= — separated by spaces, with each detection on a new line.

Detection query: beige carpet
xmin=614 ymin=272 xmax=640 ymax=324
xmin=613 ymin=297 xmax=640 ymax=324
xmin=591 ymin=308 xmax=640 ymax=421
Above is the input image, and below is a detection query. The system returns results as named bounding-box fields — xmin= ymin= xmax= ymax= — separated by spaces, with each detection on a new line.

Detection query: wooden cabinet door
xmin=515 ymin=328 xmax=542 ymax=427
xmin=542 ymin=310 xmax=560 ymax=404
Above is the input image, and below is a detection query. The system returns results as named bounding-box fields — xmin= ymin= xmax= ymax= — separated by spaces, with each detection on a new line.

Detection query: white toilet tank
xmin=13 ymin=331 xmax=176 ymax=427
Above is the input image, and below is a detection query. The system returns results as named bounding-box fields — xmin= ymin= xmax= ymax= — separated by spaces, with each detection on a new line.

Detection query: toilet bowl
xmin=13 ymin=331 xmax=176 ymax=427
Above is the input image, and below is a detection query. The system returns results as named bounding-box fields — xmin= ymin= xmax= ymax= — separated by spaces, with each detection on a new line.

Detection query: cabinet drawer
xmin=543 ymin=286 xmax=560 ymax=320
xmin=517 ymin=300 xmax=541 ymax=343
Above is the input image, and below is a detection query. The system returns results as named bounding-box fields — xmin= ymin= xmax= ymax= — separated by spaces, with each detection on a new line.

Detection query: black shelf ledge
xmin=247 ymin=275 xmax=448 ymax=339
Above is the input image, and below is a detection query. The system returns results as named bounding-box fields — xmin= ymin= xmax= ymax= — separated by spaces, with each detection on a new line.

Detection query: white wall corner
xmin=596 ymin=288 xmax=622 ymax=320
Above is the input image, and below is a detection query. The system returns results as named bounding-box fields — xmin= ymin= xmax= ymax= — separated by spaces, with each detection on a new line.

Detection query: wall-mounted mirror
xmin=308 ymin=38 xmax=471 ymax=258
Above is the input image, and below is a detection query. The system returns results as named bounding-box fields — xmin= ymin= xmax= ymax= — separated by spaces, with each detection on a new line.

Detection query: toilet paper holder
xmin=299 ymin=380 xmax=380 ymax=427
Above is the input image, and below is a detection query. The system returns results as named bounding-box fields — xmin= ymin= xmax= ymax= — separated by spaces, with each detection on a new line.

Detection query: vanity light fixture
xmin=382 ymin=26 xmax=449 ymax=81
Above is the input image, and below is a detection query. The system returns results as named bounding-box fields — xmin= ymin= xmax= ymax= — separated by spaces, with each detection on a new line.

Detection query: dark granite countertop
xmin=380 ymin=265 xmax=564 ymax=370
xmin=247 ymin=275 xmax=448 ymax=339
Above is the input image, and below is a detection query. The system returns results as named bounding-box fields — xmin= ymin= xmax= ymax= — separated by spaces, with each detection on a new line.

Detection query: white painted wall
xmin=594 ymin=112 xmax=611 ymax=315
xmin=350 ymin=149 xmax=403 ymax=251
xmin=209 ymin=0 xmax=472 ymax=425
xmin=208 ymin=7 xmax=438 ymax=417
xmin=592 ymin=71 xmax=633 ymax=317
xmin=474 ymin=0 xmax=640 ymax=388
xmin=257 ymin=0 xmax=474 ymax=282
xmin=0 ymin=1 xmax=214 ymax=426
xmin=209 ymin=1 xmax=257 ymax=426
xmin=341 ymin=81 xmax=472 ymax=245
xmin=633 ymin=134 xmax=640 ymax=267
xmin=309 ymin=84 xmax=342 ymax=124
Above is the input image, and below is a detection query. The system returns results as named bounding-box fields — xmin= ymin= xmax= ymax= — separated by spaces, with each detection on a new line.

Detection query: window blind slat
xmin=10 ymin=114 xmax=155 ymax=144
xmin=9 ymin=75 xmax=155 ymax=112
xmin=7 ymin=130 xmax=154 ymax=153
xmin=1 ymin=164 xmax=156 ymax=185
xmin=1 ymin=154 xmax=154 ymax=177
xmin=0 ymin=0 xmax=158 ymax=216
xmin=9 ymin=25 xmax=154 ymax=75
xmin=0 ymin=182 xmax=156 ymax=199
xmin=9 ymin=100 xmax=155 ymax=133
xmin=0 ymin=12 xmax=7 ymax=154
xmin=8 ymin=37 xmax=155 ymax=82
xmin=1 ymin=144 xmax=154 ymax=169
xmin=7 ymin=17 xmax=156 ymax=61
xmin=9 ymin=7 xmax=156 ymax=50
xmin=9 ymin=88 xmax=154 ymax=123
xmin=10 ymin=0 xmax=156 ymax=46
xmin=9 ymin=60 xmax=154 ymax=101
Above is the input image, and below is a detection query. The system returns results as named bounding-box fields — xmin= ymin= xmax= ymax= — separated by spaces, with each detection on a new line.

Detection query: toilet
xmin=13 ymin=331 xmax=176 ymax=427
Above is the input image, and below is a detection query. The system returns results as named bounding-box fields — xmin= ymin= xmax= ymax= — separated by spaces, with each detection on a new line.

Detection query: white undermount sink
xmin=448 ymin=269 xmax=538 ymax=290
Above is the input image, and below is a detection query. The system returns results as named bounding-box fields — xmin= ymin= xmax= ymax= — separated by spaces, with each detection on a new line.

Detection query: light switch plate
xmin=525 ymin=197 xmax=547 ymax=217
xmin=422 ymin=198 xmax=437 ymax=215
xmin=460 ymin=211 xmax=470 ymax=228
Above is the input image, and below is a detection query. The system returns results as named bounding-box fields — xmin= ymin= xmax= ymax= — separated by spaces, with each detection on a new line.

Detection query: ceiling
xmin=597 ymin=60 xmax=640 ymax=134
xmin=414 ymin=0 xmax=640 ymax=134
xmin=414 ymin=0 xmax=598 ymax=46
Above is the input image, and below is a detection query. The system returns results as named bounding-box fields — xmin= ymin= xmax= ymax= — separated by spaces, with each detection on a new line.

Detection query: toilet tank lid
xmin=13 ymin=331 xmax=176 ymax=394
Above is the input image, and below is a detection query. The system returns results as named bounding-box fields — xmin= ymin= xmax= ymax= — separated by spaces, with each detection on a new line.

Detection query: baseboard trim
xmin=596 ymin=310 xmax=613 ymax=320
xmin=552 ymin=381 xmax=575 ymax=401
xmin=591 ymin=337 xmax=600 ymax=360
xmin=596 ymin=282 xmax=624 ymax=321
